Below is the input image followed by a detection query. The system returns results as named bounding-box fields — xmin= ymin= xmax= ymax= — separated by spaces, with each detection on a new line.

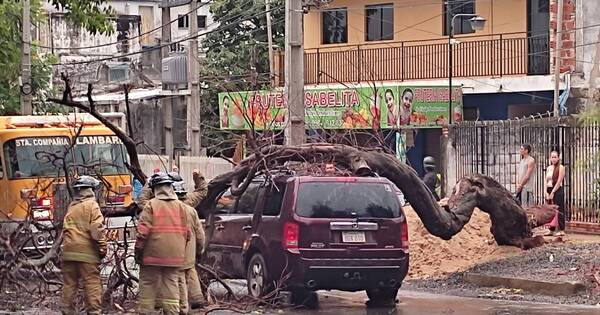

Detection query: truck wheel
xmin=366 ymin=287 xmax=399 ymax=306
xmin=246 ymin=253 xmax=271 ymax=298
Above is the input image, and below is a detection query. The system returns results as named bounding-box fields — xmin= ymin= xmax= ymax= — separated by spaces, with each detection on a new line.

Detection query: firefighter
xmin=135 ymin=172 xmax=190 ymax=315
xmin=172 ymin=177 xmax=206 ymax=313
xmin=422 ymin=156 xmax=442 ymax=201
xmin=61 ymin=175 xmax=107 ymax=315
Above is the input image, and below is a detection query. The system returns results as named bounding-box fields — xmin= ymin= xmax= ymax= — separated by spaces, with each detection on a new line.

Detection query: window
xmin=443 ymin=0 xmax=475 ymax=35
xmin=215 ymin=189 xmax=235 ymax=214
xmin=178 ymin=14 xmax=189 ymax=29
xmin=263 ymin=184 xmax=286 ymax=216
xmin=3 ymin=137 xmax=71 ymax=179
xmin=235 ymin=183 xmax=261 ymax=214
xmin=75 ymin=136 xmax=129 ymax=175
xmin=197 ymin=15 xmax=207 ymax=29
xmin=178 ymin=14 xmax=207 ymax=29
xmin=365 ymin=4 xmax=394 ymax=41
xmin=322 ymin=8 xmax=348 ymax=44
xmin=296 ymin=182 xmax=401 ymax=219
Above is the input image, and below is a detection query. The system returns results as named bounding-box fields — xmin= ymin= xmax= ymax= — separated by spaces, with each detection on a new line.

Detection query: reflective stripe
xmin=152 ymin=226 xmax=188 ymax=233
xmin=137 ymin=224 xmax=150 ymax=234
xmin=144 ymin=256 xmax=185 ymax=265
xmin=159 ymin=298 xmax=180 ymax=305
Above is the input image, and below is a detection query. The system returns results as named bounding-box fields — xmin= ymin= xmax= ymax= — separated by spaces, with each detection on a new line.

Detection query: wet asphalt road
xmin=207 ymin=289 xmax=600 ymax=315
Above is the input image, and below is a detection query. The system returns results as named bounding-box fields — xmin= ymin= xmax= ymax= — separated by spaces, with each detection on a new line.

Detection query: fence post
xmin=316 ymin=48 xmax=320 ymax=84
xmin=499 ymin=34 xmax=504 ymax=77
xmin=357 ymin=45 xmax=362 ymax=83
xmin=401 ymin=41 xmax=405 ymax=82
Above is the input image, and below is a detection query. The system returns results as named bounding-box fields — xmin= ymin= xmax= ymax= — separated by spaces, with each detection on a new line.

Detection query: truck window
xmin=75 ymin=135 xmax=128 ymax=175
xmin=3 ymin=137 xmax=71 ymax=179
xmin=296 ymin=182 xmax=401 ymax=219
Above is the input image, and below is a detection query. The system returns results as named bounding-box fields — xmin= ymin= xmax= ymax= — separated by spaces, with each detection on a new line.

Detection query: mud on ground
xmin=404 ymin=205 xmax=600 ymax=305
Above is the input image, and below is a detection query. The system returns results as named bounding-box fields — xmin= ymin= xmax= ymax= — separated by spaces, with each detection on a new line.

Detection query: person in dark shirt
xmin=422 ymin=156 xmax=441 ymax=201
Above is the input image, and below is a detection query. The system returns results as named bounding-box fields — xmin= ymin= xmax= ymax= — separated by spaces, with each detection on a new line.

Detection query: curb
xmin=463 ymin=272 xmax=587 ymax=296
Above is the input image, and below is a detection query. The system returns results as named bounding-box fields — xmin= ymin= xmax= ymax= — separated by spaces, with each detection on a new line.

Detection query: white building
xmin=37 ymin=0 xmax=217 ymax=92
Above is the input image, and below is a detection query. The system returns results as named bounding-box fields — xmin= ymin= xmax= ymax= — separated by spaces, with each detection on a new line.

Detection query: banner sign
xmin=219 ymin=85 xmax=463 ymax=130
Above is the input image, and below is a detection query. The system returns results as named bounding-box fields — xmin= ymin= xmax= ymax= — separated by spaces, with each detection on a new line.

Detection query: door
xmin=139 ymin=6 xmax=155 ymax=45
xmin=207 ymin=183 xmax=261 ymax=278
xmin=527 ymin=0 xmax=550 ymax=75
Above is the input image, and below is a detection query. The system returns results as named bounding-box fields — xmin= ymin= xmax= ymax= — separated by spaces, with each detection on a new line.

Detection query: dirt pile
xmin=406 ymin=207 xmax=522 ymax=279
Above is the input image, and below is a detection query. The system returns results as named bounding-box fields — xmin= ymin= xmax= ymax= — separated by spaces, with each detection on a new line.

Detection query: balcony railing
xmin=275 ymin=32 xmax=550 ymax=85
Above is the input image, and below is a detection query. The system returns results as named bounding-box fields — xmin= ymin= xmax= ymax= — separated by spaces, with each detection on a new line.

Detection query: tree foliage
xmin=0 ymin=0 xmax=113 ymax=115
xmin=199 ymin=0 xmax=284 ymax=154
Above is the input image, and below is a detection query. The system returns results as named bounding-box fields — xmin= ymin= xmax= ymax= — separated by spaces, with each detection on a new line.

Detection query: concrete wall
xmin=304 ymin=0 xmax=527 ymax=49
xmin=572 ymin=0 xmax=600 ymax=89
xmin=138 ymin=154 xmax=233 ymax=191
xmin=38 ymin=13 xmax=142 ymax=57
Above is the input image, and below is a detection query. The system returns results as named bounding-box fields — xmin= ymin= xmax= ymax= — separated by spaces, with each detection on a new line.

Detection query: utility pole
xmin=21 ymin=0 xmax=33 ymax=115
xmin=161 ymin=1 xmax=174 ymax=169
xmin=265 ymin=0 xmax=275 ymax=86
xmin=284 ymin=0 xmax=305 ymax=145
xmin=188 ymin=0 xmax=201 ymax=155
xmin=553 ymin=0 xmax=564 ymax=117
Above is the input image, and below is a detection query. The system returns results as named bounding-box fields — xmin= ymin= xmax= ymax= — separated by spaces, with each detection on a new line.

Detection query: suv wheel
xmin=366 ymin=287 xmax=399 ymax=306
xmin=246 ymin=253 xmax=271 ymax=298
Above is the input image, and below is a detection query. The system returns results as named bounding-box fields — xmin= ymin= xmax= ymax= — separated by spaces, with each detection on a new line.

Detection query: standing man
xmin=61 ymin=176 xmax=107 ymax=315
xmin=517 ymin=144 xmax=536 ymax=206
xmin=135 ymin=172 xmax=190 ymax=315
xmin=422 ymin=156 xmax=441 ymax=201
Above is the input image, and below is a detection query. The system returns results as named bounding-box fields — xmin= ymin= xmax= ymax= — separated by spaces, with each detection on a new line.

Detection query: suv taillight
xmin=283 ymin=221 xmax=299 ymax=250
xmin=400 ymin=219 xmax=409 ymax=251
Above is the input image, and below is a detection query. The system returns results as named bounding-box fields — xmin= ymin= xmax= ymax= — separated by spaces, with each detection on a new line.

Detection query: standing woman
xmin=546 ymin=150 xmax=566 ymax=236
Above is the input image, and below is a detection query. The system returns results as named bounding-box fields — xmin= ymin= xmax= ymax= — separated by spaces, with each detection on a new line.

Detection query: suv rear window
xmin=296 ymin=181 xmax=401 ymax=218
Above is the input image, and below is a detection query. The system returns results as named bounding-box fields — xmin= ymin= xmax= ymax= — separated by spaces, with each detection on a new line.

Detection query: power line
xmin=30 ymin=1 xmax=213 ymax=51
xmin=51 ymin=7 xmax=277 ymax=66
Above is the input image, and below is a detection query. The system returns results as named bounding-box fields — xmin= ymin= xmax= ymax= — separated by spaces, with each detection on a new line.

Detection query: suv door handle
xmin=215 ymin=224 xmax=225 ymax=231
xmin=242 ymin=225 xmax=252 ymax=231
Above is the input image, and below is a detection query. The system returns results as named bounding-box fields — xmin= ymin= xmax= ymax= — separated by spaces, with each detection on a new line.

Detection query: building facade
xmin=271 ymin=0 xmax=579 ymax=175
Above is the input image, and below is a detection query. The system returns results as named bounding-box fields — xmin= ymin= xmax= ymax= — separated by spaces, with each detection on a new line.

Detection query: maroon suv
xmin=203 ymin=174 xmax=409 ymax=305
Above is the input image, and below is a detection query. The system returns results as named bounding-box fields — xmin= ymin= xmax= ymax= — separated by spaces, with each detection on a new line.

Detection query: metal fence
xmin=452 ymin=116 xmax=600 ymax=224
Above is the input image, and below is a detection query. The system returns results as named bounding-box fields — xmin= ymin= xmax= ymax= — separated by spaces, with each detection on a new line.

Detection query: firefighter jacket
xmin=182 ymin=203 xmax=205 ymax=269
xmin=135 ymin=185 xmax=190 ymax=267
xmin=62 ymin=188 xmax=107 ymax=263
xmin=185 ymin=172 xmax=208 ymax=208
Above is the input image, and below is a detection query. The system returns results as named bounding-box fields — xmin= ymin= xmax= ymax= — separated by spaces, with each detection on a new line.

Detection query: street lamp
xmin=448 ymin=12 xmax=486 ymax=123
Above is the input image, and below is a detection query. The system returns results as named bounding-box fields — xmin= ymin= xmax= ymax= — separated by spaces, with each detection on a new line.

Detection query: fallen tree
xmin=202 ymin=143 xmax=555 ymax=249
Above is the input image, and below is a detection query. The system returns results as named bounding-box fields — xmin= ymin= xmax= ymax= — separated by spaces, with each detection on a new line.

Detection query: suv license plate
xmin=342 ymin=231 xmax=366 ymax=243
